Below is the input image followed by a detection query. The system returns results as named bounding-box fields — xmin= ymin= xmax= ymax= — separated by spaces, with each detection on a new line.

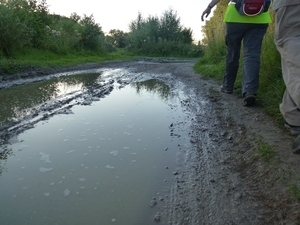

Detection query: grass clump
xmin=257 ymin=139 xmax=275 ymax=161
xmin=288 ymin=183 xmax=300 ymax=200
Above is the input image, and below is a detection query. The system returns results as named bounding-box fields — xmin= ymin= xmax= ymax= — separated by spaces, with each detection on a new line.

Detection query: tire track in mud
xmin=0 ymin=79 xmax=114 ymax=141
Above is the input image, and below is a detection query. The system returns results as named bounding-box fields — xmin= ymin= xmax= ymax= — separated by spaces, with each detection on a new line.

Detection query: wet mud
xmin=1 ymin=58 xmax=300 ymax=224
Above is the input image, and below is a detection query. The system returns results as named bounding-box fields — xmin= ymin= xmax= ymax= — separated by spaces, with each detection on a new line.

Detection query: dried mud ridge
xmin=1 ymin=58 xmax=300 ymax=224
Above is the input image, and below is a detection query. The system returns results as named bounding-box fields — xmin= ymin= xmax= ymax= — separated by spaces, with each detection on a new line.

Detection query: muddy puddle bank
xmin=1 ymin=59 xmax=300 ymax=224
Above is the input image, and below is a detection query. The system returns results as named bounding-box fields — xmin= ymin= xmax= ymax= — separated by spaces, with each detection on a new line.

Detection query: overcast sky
xmin=46 ymin=0 xmax=212 ymax=42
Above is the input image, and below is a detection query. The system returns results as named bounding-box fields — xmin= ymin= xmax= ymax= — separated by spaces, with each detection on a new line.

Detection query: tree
xmin=0 ymin=0 xmax=52 ymax=55
xmin=129 ymin=12 xmax=144 ymax=32
xmin=79 ymin=14 xmax=104 ymax=51
xmin=126 ymin=8 xmax=196 ymax=56
xmin=0 ymin=4 xmax=30 ymax=56
xmin=159 ymin=8 xmax=181 ymax=41
xmin=70 ymin=12 xmax=80 ymax=23
xmin=180 ymin=28 xmax=193 ymax=44
xmin=107 ymin=29 xmax=127 ymax=48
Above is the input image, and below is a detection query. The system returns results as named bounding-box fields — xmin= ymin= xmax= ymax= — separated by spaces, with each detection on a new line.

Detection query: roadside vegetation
xmin=257 ymin=138 xmax=275 ymax=161
xmin=0 ymin=0 xmax=203 ymax=75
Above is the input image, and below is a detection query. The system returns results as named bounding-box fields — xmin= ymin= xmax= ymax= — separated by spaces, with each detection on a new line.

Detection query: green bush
xmin=0 ymin=5 xmax=31 ymax=57
xmin=43 ymin=15 xmax=82 ymax=54
xmin=106 ymin=29 xmax=128 ymax=48
xmin=79 ymin=14 xmax=105 ymax=52
xmin=127 ymin=9 xmax=200 ymax=57
xmin=0 ymin=1 xmax=110 ymax=57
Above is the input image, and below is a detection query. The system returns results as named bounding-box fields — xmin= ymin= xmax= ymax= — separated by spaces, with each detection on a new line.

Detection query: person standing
xmin=201 ymin=0 xmax=271 ymax=106
xmin=272 ymin=0 xmax=300 ymax=153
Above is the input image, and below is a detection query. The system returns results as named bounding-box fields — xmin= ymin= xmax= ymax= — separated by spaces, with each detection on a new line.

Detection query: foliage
xmin=106 ymin=29 xmax=128 ymax=48
xmin=0 ymin=4 xmax=31 ymax=56
xmin=201 ymin=0 xmax=229 ymax=46
xmin=288 ymin=183 xmax=300 ymax=200
xmin=1 ymin=0 xmax=51 ymax=49
xmin=257 ymin=138 xmax=275 ymax=161
xmin=0 ymin=58 xmax=29 ymax=74
xmin=79 ymin=14 xmax=104 ymax=51
xmin=0 ymin=0 xmax=111 ymax=57
xmin=127 ymin=9 xmax=202 ymax=57
xmin=0 ymin=0 xmax=204 ymax=71
xmin=44 ymin=14 xmax=81 ymax=54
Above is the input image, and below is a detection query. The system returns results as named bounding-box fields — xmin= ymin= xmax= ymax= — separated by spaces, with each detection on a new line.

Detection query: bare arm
xmin=201 ymin=0 xmax=221 ymax=21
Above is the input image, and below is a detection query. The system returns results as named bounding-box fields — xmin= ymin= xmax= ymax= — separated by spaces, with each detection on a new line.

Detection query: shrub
xmin=126 ymin=9 xmax=198 ymax=57
xmin=79 ymin=14 xmax=105 ymax=52
xmin=0 ymin=5 xmax=31 ymax=57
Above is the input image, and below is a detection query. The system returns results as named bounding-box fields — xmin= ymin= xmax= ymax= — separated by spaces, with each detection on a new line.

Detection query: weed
xmin=288 ymin=183 xmax=300 ymax=200
xmin=257 ymin=139 xmax=275 ymax=161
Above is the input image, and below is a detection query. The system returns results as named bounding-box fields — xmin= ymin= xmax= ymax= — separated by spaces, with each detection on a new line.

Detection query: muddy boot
xmin=243 ymin=93 xmax=256 ymax=107
xmin=283 ymin=118 xmax=300 ymax=135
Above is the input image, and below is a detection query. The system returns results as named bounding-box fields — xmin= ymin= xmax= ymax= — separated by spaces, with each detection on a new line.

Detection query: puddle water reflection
xmin=0 ymin=72 xmax=103 ymax=126
xmin=0 ymin=77 xmax=187 ymax=225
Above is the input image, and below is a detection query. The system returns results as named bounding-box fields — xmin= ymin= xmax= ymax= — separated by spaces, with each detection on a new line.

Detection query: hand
xmin=201 ymin=7 xmax=212 ymax=21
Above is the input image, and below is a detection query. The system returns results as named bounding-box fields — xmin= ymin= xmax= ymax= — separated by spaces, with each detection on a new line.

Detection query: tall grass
xmin=258 ymin=32 xmax=284 ymax=119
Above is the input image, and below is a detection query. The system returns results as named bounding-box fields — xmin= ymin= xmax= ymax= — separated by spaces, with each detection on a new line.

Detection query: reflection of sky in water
xmin=44 ymin=82 xmax=84 ymax=97
xmin=0 ymin=80 xmax=187 ymax=225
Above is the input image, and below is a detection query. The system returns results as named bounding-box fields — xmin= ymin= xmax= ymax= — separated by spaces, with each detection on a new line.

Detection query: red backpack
xmin=235 ymin=0 xmax=270 ymax=16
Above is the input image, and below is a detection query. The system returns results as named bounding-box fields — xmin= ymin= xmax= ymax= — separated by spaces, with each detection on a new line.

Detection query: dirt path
xmin=1 ymin=59 xmax=300 ymax=224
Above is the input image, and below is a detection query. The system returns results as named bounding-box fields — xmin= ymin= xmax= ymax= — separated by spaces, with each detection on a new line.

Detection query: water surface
xmin=0 ymin=74 xmax=188 ymax=225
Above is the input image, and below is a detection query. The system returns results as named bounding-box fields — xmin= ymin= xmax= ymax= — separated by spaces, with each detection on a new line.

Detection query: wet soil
xmin=1 ymin=58 xmax=300 ymax=224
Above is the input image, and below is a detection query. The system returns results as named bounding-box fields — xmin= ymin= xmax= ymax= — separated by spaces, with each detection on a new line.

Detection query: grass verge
xmin=0 ymin=48 xmax=137 ymax=75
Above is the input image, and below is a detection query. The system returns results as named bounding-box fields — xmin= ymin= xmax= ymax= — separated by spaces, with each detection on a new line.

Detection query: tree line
xmin=0 ymin=0 xmax=203 ymax=58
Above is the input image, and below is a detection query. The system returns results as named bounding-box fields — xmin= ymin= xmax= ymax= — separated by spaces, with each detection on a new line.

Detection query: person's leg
xmin=274 ymin=4 xmax=300 ymax=152
xmin=222 ymin=23 xmax=244 ymax=92
xmin=242 ymin=24 xmax=268 ymax=96
xmin=275 ymin=5 xmax=300 ymax=127
xmin=279 ymin=37 xmax=300 ymax=127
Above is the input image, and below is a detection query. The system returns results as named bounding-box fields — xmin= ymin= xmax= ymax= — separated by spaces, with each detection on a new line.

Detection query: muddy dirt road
xmin=0 ymin=59 xmax=300 ymax=224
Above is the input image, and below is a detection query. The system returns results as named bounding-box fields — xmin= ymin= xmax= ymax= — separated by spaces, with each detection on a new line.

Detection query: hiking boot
xmin=220 ymin=85 xmax=233 ymax=94
xmin=283 ymin=118 xmax=300 ymax=135
xmin=243 ymin=93 xmax=256 ymax=107
xmin=292 ymin=135 xmax=300 ymax=154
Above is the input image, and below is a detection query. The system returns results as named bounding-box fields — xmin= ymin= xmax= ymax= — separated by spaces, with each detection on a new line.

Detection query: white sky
xmin=46 ymin=0 xmax=212 ymax=42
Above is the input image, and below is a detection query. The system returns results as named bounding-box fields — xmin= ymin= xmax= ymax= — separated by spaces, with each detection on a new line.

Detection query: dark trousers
xmin=223 ymin=22 xmax=268 ymax=95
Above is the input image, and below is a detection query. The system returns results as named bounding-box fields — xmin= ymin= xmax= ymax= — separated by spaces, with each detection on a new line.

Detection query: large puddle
xmin=0 ymin=71 xmax=189 ymax=225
